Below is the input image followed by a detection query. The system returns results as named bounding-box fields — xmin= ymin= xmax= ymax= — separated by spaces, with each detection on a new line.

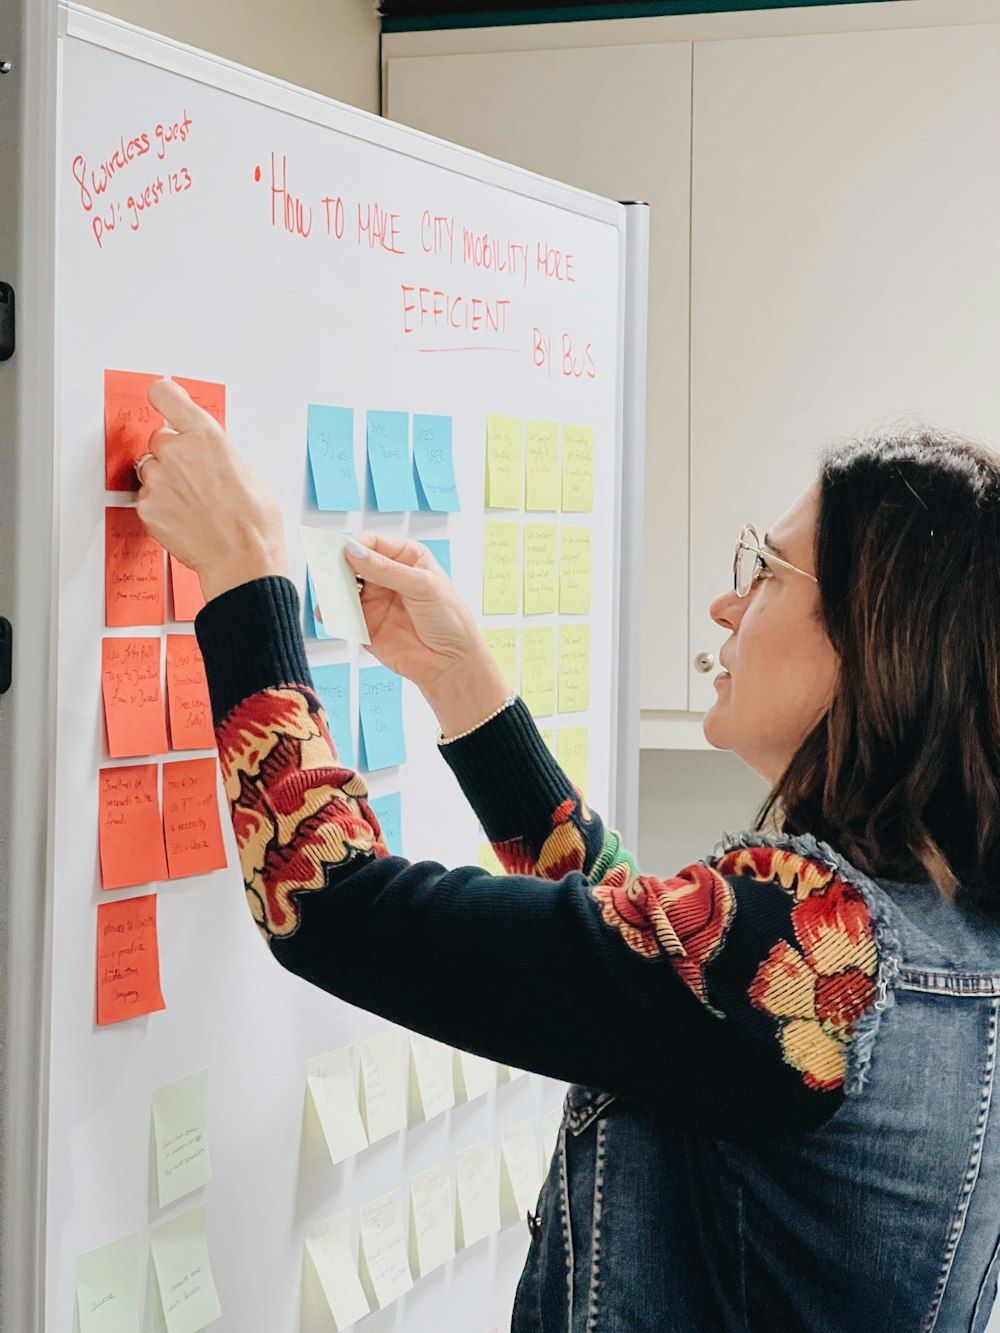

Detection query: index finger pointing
xmin=147 ymin=378 xmax=216 ymax=434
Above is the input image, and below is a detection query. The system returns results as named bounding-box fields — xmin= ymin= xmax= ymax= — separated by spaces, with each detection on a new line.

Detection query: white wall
xmin=92 ymin=0 xmax=381 ymax=112
xmin=638 ymin=749 xmax=769 ymax=872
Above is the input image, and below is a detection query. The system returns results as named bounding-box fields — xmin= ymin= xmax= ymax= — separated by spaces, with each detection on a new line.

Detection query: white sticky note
xmin=542 ymin=1106 xmax=563 ymax=1162
xmin=306 ymin=1046 xmax=368 ymax=1165
xmin=359 ymin=1029 xmax=407 ymax=1144
xmin=300 ymin=526 xmax=370 ymax=644
xmin=500 ymin=1120 xmax=543 ymax=1228
xmin=455 ymin=1140 xmax=501 ymax=1249
xmin=304 ymin=1211 xmax=371 ymax=1330
xmin=149 ymin=1205 xmax=222 ymax=1333
xmin=359 ymin=1188 xmax=414 ymax=1309
xmin=408 ymin=1033 xmax=455 ymax=1122
xmin=502 ymin=1064 xmax=529 ymax=1083
xmin=75 ymin=1233 xmax=140 ymax=1333
xmin=151 ymin=1070 xmax=211 ymax=1208
xmin=455 ymin=1048 xmax=497 ymax=1103
xmin=409 ymin=1163 xmax=455 ymax=1277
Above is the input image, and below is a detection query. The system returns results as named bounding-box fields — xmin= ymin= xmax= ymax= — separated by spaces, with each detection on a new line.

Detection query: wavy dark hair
xmin=757 ymin=429 xmax=1000 ymax=907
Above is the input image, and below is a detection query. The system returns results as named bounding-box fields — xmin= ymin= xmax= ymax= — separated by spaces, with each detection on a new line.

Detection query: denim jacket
xmin=512 ymin=832 xmax=1000 ymax=1333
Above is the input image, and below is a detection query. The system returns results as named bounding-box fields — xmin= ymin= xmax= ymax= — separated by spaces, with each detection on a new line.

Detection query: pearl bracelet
xmin=437 ymin=694 xmax=518 ymax=746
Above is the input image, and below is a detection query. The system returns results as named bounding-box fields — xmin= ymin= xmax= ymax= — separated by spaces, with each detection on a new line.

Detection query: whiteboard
xmin=39 ymin=7 xmax=643 ymax=1331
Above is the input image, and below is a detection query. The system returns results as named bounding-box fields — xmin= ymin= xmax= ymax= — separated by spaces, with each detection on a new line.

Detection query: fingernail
xmin=345 ymin=538 xmax=369 ymax=558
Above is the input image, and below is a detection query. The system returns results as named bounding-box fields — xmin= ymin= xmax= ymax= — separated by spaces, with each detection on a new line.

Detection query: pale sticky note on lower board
xmin=359 ymin=1029 xmax=407 ymax=1143
xmin=542 ymin=1106 xmax=563 ymax=1161
xmin=306 ymin=1046 xmax=368 ymax=1165
xmin=455 ymin=1048 xmax=497 ymax=1102
xmin=75 ymin=1232 xmax=140 ymax=1333
xmin=359 ymin=1189 xmax=414 ymax=1309
xmin=149 ymin=1205 xmax=221 ymax=1333
xmin=409 ymin=1162 xmax=456 ymax=1277
xmin=500 ymin=1119 xmax=543 ymax=1227
xmin=455 ymin=1140 xmax=501 ymax=1249
xmin=408 ymin=1033 xmax=455 ymax=1121
xmin=304 ymin=1211 xmax=371 ymax=1329
xmin=151 ymin=1068 xmax=211 ymax=1207
xmin=300 ymin=526 xmax=370 ymax=644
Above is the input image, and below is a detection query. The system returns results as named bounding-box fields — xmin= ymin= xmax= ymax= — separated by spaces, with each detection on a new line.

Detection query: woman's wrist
xmin=198 ymin=546 xmax=290 ymax=603
xmin=421 ymin=653 xmax=511 ymax=740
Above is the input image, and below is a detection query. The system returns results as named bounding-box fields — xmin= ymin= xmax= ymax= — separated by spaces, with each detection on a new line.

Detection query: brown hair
xmin=757 ymin=429 xmax=1000 ymax=907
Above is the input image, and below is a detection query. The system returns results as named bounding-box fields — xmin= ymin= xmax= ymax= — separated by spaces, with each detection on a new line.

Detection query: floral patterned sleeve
xmin=197 ymin=578 xmax=884 ymax=1143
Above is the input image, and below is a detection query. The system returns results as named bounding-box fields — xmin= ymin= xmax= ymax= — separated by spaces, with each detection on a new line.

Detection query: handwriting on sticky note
xmin=562 ymin=425 xmax=594 ymax=512
xmin=558 ymin=625 xmax=591 ymax=713
xmin=359 ymin=1029 xmax=407 ymax=1144
xmin=169 ymin=556 xmax=205 ymax=622
xmin=172 ymin=377 xmax=226 ymax=427
xmin=305 ymin=1212 xmax=371 ymax=1329
xmin=149 ymin=1205 xmax=222 ymax=1333
xmin=152 ymin=1069 xmax=212 ymax=1207
xmin=559 ymin=526 xmax=592 ymax=614
xmin=520 ymin=627 xmax=555 ymax=717
xmin=358 ymin=666 xmax=406 ymax=770
xmin=413 ymin=414 xmax=460 ymax=511
xmin=311 ymin=662 xmax=355 ymax=767
xmin=300 ymin=527 xmax=370 ymax=645
xmin=525 ymin=421 xmax=560 ymax=511
xmin=162 ymin=758 xmax=227 ymax=879
xmin=556 ymin=727 xmax=589 ymax=794
xmin=96 ymin=893 xmax=165 ymax=1026
xmin=485 ymin=415 xmax=522 ymax=509
xmin=483 ymin=521 xmax=520 ymax=615
xmin=359 ymin=1189 xmax=414 ymax=1309
xmin=455 ymin=1140 xmax=501 ymax=1249
xmin=308 ymin=404 xmax=361 ymax=511
xmin=408 ymin=1033 xmax=455 ymax=1122
xmin=367 ymin=411 xmax=418 ymax=512
xmin=166 ymin=636 xmax=214 ymax=750
xmin=482 ymin=628 xmax=518 ymax=691
xmin=369 ymin=792 xmax=403 ymax=856
xmin=306 ymin=1046 xmax=368 ymax=1165
xmin=104 ymin=370 xmax=163 ymax=491
xmin=99 ymin=764 xmax=168 ymax=890
xmin=75 ymin=1232 xmax=141 ymax=1333
xmin=523 ymin=524 xmax=557 ymax=615
xmin=102 ymin=638 xmax=169 ymax=758
xmin=409 ymin=1163 xmax=455 ymax=1277
xmin=105 ymin=507 xmax=164 ymax=627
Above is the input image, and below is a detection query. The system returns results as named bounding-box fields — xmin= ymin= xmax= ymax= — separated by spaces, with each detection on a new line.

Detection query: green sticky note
xmin=423 ymin=538 xmax=452 ymax=578
xmin=482 ymin=628 xmax=518 ymax=691
xmin=483 ymin=522 xmax=520 ymax=615
xmin=521 ymin=627 xmax=555 ymax=718
xmin=523 ymin=524 xmax=557 ymax=615
xmin=311 ymin=662 xmax=355 ymax=768
xmin=307 ymin=405 xmax=361 ymax=511
xmin=370 ymin=791 xmax=403 ymax=856
xmin=367 ymin=411 xmax=419 ymax=511
xmin=525 ymin=421 xmax=560 ymax=511
xmin=76 ymin=1233 xmax=140 ymax=1333
xmin=300 ymin=527 xmax=370 ymax=645
xmin=413 ymin=415 xmax=460 ymax=512
xmin=562 ymin=425 xmax=593 ymax=512
xmin=556 ymin=727 xmax=589 ymax=794
xmin=359 ymin=665 xmax=406 ymax=770
xmin=151 ymin=1069 xmax=211 ymax=1208
xmin=149 ymin=1205 xmax=222 ymax=1333
xmin=486 ymin=415 xmax=522 ymax=509
xmin=558 ymin=624 xmax=590 ymax=712
xmin=559 ymin=526 xmax=592 ymax=614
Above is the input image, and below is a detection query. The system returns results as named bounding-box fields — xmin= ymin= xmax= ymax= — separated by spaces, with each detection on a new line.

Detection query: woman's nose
xmin=709 ymin=588 xmax=745 ymax=631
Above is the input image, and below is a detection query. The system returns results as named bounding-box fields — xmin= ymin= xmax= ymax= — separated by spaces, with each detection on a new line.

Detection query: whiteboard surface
xmin=50 ymin=8 xmax=628 ymax=1331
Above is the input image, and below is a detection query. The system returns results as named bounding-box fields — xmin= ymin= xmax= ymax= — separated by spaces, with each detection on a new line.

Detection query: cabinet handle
xmin=694 ymin=652 xmax=716 ymax=673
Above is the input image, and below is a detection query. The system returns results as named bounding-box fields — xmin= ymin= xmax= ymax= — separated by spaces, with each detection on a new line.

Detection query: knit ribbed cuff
xmin=438 ymin=696 xmax=576 ymax=843
xmin=195 ymin=576 xmax=312 ymax=722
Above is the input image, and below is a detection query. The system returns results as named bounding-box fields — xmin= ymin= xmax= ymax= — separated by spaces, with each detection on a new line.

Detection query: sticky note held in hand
xmin=300 ymin=527 xmax=370 ymax=645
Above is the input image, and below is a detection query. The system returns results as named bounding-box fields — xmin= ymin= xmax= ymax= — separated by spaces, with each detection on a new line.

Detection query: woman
xmin=135 ymin=379 xmax=1000 ymax=1332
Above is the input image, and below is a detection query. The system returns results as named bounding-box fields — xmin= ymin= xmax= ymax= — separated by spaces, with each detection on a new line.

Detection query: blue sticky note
xmin=307 ymin=405 xmax=361 ymax=511
xmin=412 ymin=415 xmax=460 ymax=512
xmin=366 ymin=412 xmax=419 ymax=512
xmin=369 ymin=791 xmax=403 ymax=857
xmin=304 ymin=570 xmax=334 ymax=640
xmin=359 ymin=665 xmax=407 ymax=770
xmin=423 ymin=539 xmax=452 ymax=579
xmin=311 ymin=662 xmax=355 ymax=768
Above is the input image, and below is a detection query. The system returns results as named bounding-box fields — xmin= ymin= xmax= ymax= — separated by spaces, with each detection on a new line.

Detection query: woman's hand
xmin=137 ymin=380 xmax=289 ymax=601
xmin=344 ymin=534 xmax=510 ymax=736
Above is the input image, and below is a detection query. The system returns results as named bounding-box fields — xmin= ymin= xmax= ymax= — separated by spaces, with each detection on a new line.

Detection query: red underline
xmin=417 ymin=346 xmax=527 ymax=354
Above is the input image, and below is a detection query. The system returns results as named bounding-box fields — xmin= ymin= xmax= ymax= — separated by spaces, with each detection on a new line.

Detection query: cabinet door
xmin=387 ymin=43 xmax=693 ymax=710
xmin=690 ymin=23 xmax=1000 ymax=712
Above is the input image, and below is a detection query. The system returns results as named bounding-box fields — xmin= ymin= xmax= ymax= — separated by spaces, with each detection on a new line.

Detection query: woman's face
xmin=703 ymin=484 xmax=839 ymax=783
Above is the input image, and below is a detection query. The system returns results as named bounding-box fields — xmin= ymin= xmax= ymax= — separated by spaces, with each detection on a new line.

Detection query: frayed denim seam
xmin=708 ymin=829 xmax=903 ymax=1097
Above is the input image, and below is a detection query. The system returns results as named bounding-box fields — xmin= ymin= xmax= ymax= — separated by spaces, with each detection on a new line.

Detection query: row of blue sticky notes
xmin=307 ymin=406 xmax=460 ymax=514
xmin=311 ymin=662 xmax=407 ymax=772
xmin=369 ymin=791 xmax=403 ymax=857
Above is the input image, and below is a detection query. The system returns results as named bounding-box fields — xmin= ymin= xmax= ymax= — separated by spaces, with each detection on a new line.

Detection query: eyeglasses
xmin=734 ymin=524 xmax=819 ymax=598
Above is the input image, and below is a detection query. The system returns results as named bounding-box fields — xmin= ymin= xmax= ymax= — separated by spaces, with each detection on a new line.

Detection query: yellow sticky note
xmin=409 ymin=1163 xmax=456 ymax=1277
xmin=562 ymin=425 xmax=593 ymax=512
xmin=359 ymin=1029 xmax=407 ymax=1145
xmin=486 ymin=415 xmax=522 ymax=509
xmin=521 ymin=627 xmax=555 ymax=718
xmin=556 ymin=727 xmax=589 ymax=794
xmin=500 ymin=1119 xmax=543 ymax=1228
xmin=455 ymin=1140 xmax=501 ymax=1249
xmin=359 ymin=1189 xmax=414 ymax=1309
xmin=76 ymin=1233 xmax=140 ymax=1333
xmin=523 ymin=524 xmax=557 ymax=615
xmin=305 ymin=1212 xmax=371 ymax=1329
xmin=525 ymin=421 xmax=560 ymax=511
xmin=149 ymin=1205 xmax=222 ymax=1333
xmin=482 ymin=629 xmax=518 ymax=692
xmin=559 ymin=526 xmax=592 ymax=615
xmin=478 ymin=842 xmax=504 ymax=876
xmin=455 ymin=1048 xmax=497 ymax=1102
xmin=558 ymin=625 xmax=591 ymax=713
xmin=151 ymin=1069 xmax=211 ymax=1208
xmin=307 ymin=1046 xmax=369 ymax=1165
xmin=408 ymin=1033 xmax=456 ymax=1122
xmin=300 ymin=526 xmax=370 ymax=644
xmin=483 ymin=521 xmax=520 ymax=615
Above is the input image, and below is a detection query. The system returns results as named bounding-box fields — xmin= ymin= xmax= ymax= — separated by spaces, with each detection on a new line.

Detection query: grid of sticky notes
xmin=482 ymin=416 xmax=593 ymax=794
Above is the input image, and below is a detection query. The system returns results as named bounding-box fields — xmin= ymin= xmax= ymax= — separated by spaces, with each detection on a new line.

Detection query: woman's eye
xmin=753 ymin=560 xmax=774 ymax=584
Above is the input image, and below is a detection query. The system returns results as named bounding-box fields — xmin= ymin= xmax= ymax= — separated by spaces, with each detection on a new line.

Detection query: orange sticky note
xmin=96 ymin=893 xmax=166 ymax=1026
xmin=98 ymin=764 xmax=168 ymax=889
xmin=101 ymin=637 xmax=169 ymax=759
xmin=170 ymin=556 xmax=206 ymax=622
xmin=163 ymin=757 xmax=227 ymax=879
xmin=166 ymin=635 xmax=215 ymax=751
xmin=173 ymin=377 xmax=226 ymax=427
xmin=104 ymin=370 xmax=163 ymax=491
xmin=105 ymin=507 xmax=165 ymax=627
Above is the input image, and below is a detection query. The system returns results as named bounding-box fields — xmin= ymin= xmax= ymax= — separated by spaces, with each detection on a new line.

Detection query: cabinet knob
xmin=694 ymin=652 xmax=716 ymax=673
